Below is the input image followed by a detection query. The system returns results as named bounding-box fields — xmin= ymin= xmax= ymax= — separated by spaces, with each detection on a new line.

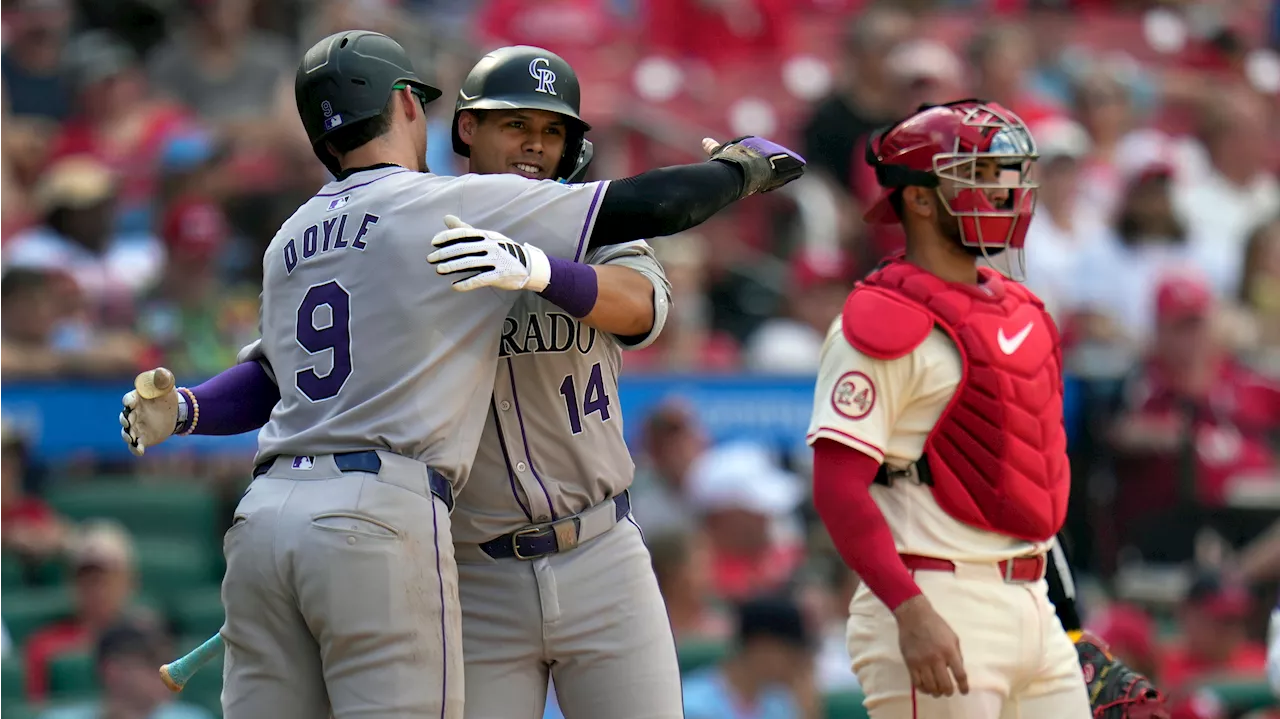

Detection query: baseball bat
xmin=135 ymin=367 xmax=176 ymax=400
xmin=160 ymin=633 xmax=224 ymax=692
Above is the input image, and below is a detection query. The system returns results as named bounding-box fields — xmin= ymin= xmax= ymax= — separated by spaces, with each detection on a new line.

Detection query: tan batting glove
xmin=119 ymin=368 xmax=181 ymax=457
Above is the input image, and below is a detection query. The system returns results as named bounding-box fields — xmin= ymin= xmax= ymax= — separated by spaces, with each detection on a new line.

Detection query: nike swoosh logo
xmin=997 ymin=322 xmax=1034 ymax=355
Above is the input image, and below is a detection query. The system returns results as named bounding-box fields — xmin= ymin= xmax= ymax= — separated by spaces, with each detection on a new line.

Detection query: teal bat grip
xmin=160 ymin=633 xmax=224 ymax=692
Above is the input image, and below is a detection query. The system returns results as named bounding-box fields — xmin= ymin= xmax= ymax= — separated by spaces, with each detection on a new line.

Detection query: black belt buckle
xmin=511 ymin=525 xmax=555 ymax=561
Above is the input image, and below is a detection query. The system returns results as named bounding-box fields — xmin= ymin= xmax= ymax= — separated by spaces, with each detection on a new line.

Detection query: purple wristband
xmin=538 ymin=257 xmax=599 ymax=319
xmin=185 ymin=361 xmax=281 ymax=436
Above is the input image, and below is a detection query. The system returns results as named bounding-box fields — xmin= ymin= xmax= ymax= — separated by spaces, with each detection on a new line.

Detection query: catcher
xmin=806 ymin=98 xmax=1167 ymax=718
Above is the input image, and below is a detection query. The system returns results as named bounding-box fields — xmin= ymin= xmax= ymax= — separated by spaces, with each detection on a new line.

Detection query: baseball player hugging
xmin=118 ymin=33 xmax=805 ymax=719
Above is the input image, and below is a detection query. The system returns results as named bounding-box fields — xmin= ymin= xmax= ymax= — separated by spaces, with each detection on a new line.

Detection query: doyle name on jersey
xmin=500 ymin=311 xmax=599 ymax=357
xmin=281 ymin=208 xmax=381 ymax=274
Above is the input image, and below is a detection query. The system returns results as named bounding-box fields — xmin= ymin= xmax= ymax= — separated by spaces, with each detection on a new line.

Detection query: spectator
xmin=686 ymin=442 xmax=805 ymax=602
xmin=146 ymin=0 xmax=292 ymax=128
xmin=0 ymin=0 xmax=74 ymax=121
xmin=1 ymin=420 xmax=71 ymax=564
xmin=881 ymin=39 xmax=964 ymax=119
xmin=630 ymin=399 xmax=709 ymax=536
xmin=966 ymin=21 xmax=1062 ymax=126
xmin=49 ymin=30 xmax=193 ymax=233
xmin=745 ymin=248 xmax=856 ymax=374
xmin=625 ymin=232 xmax=741 ymax=372
xmin=1086 ymin=602 xmax=1162 ymax=682
xmin=1163 ymin=572 xmax=1268 ymax=690
xmin=1 ymin=113 xmax=57 ymax=241
xmin=24 ymin=521 xmax=154 ymax=700
xmin=1019 ymin=116 xmax=1106 ymax=320
xmin=682 ymin=595 xmax=821 ymax=719
xmin=36 ymin=621 xmax=213 ymax=719
xmin=1109 ymin=274 xmax=1280 ymax=558
xmin=1235 ymin=217 xmax=1280 ymax=376
xmin=642 ymin=0 xmax=793 ymax=69
xmin=4 ymin=155 xmax=164 ymax=326
xmin=1070 ymin=65 xmax=1147 ymax=222
xmin=1175 ymin=88 xmax=1280 ymax=290
xmin=810 ymin=566 xmax=861 ymax=693
xmin=800 ymin=4 xmax=913 ymax=193
xmin=1071 ymin=161 xmax=1230 ymax=347
xmin=136 ymin=200 xmax=258 ymax=377
xmin=648 ymin=529 xmax=733 ymax=643
xmin=0 ymin=267 xmax=142 ymax=378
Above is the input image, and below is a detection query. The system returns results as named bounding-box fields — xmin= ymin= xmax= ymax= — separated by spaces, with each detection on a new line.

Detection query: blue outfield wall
xmin=1 ymin=375 xmax=1083 ymax=463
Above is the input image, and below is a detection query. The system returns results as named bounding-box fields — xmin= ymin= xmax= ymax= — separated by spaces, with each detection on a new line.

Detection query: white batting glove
xmin=426 ymin=215 xmax=551 ymax=293
xmin=119 ymin=379 xmax=181 ymax=457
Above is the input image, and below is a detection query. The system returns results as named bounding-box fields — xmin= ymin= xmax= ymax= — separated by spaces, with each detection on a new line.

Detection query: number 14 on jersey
xmin=558 ymin=362 xmax=612 ymax=435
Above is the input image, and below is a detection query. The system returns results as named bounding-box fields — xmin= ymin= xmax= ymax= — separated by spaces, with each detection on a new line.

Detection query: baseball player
xmin=805 ymin=99 xmax=1093 ymax=717
xmin=118 ymin=31 xmax=804 ymax=719
xmin=444 ymin=46 xmax=683 ymax=719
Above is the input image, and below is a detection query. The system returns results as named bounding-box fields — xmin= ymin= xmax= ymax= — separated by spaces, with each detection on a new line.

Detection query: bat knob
xmin=136 ymin=368 xmax=176 ymax=400
xmin=159 ymin=664 xmax=183 ymax=693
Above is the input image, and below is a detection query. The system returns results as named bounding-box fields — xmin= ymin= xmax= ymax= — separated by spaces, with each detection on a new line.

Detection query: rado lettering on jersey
xmin=283 ymin=213 xmax=380 ymax=275
xmin=499 ymin=312 xmax=597 ymax=357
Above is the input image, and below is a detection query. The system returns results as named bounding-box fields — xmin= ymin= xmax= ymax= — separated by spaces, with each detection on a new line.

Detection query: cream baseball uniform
xmin=451 ymin=239 xmax=683 ymax=719
xmin=806 ymin=318 xmax=1091 ymax=718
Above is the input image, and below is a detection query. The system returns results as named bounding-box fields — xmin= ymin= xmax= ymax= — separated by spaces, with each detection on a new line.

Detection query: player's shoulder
xmin=462 ymin=172 xmax=606 ymax=196
xmin=841 ymin=284 xmax=933 ymax=360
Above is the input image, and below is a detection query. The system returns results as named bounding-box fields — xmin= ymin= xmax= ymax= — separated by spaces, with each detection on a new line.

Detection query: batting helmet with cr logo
xmin=451 ymin=45 xmax=593 ymax=182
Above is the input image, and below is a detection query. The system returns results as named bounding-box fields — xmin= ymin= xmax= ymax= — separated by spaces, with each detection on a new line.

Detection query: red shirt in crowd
xmin=23 ymin=620 xmax=91 ymax=700
xmin=1116 ymin=358 xmax=1280 ymax=513
xmin=1161 ymin=641 xmax=1269 ymax=692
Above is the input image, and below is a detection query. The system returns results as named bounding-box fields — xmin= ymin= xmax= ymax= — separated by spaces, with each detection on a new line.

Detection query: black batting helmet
xmin=296 ymin=30 xmax=442 ymax=175
xmin=451 ymin=45 xmax=593 ymax=182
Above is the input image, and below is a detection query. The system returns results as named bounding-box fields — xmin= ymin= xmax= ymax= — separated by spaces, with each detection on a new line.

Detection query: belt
xmin=480 ymin=491 xmax=631 ymax=561
xmin=900 ymin=553 xmax=1047 ymax=583
xmin=253 ymin=450 xmax=454 ymax=512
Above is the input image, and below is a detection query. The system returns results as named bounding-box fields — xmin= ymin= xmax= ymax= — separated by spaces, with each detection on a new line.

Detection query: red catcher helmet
xmin=863 ymin=99 xmax=1038 ymax=267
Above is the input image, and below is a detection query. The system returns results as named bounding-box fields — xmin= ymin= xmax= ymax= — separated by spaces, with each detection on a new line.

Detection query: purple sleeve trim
xmin=183 ymin=361 xmax=280 ymax=436
xmin=538 ymin=257 xmax=598 ymax=319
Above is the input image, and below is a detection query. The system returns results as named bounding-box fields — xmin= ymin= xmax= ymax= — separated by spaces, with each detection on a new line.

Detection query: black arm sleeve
xmin=588 ymin=161 xmax=744 ymax=248
xmin=1047 ymin=533 xmax=1084 ymax=632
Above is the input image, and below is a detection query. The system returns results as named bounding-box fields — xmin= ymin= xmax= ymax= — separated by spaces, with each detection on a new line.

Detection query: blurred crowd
xmin=2 ymin=0 xmax=1279 ymax=717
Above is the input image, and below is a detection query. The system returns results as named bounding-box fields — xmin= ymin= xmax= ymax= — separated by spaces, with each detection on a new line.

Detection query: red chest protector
xmin=842 ymin=257 xmax=1069 ymax=542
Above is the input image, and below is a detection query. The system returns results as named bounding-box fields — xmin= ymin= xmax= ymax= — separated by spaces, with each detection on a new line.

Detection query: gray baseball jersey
xmin=450 ymin=240 xmax=672 ymax=545
xmin=239 ymin=166 xmax=610 ymax=484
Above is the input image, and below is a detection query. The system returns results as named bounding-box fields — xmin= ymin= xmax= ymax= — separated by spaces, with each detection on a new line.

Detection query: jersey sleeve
xmin=458 ymin=174 xmax=609 ymax=261
xmin=584 ymin=240 xmax=672 ymax=351
xmin=235 ymin=339 xmax=278 ymax=385
xmin=805 ymin=320 xmax=912 ymax=464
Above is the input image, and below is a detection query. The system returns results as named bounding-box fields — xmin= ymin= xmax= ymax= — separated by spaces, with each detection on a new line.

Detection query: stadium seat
xmin=2 ymin=553 xmax=22 ymax=590
xmin=45 ymin=481 xmax=220 ymax=545
xmin=171 ymin=587 xmax=225 ymax=637
xmin=1203 ymin=679 xmax=1277 ymax=713
xmin=824 ymin=690 xmax=870 ymax=719
xmin=2 ymin=660 xmax=25 ymax=708
xmin=47 ymin=651 xmax=96 ymax=699
xmin=132 ymin=537 xmax=218 ymax=603
xmin=675 ymin=639 xmax=729 ymax=674
xmin=1 ymin=586 xmax=74 ymax=645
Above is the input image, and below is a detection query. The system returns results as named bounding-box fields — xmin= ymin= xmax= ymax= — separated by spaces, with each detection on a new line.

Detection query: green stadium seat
xmin=45 ymin=482 xmax=220 ymax=544
xmin=1203 ymin=678 xmax=1277 ymax=713
xmin=47 ymin=651 xmax=96 ymax=699
xmin=824 ymin=690 xmax=870 ymax=719
xmin=170 ymin=587 xmax=225 ymax=637
xmin=2 ymin=659 xmax=26 ymax=708
xmin=132 ymin=537 xmax=217 ymax=603
xmin=675 ymin=639 xmax=728 ymax=674
xmin=2 ymin=586 xmax=74 ymax=645
xmin=2 ymin=553 xmax=22 ymax=590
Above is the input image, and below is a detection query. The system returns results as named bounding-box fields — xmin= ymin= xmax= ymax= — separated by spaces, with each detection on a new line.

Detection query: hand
xmin=893 ymin=595 xmax=969 ymax=698
xmin=703 ymin=135 xmax=805 ymax=197
xmin=120 ymin=368 xmax=181 ymax=457
xmin=426 ymin=215 xmax=552 ymax=293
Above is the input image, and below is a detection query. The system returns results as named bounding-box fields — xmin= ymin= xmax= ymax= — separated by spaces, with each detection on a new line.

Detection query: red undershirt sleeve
xmin=812 ymin=438 xmax=922 ymax=611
